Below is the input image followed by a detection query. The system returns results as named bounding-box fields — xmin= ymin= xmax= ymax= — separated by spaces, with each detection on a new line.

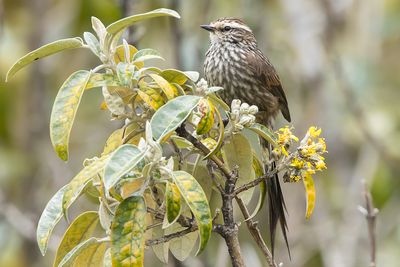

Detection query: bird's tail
xmin=263 ymin=139 xmax=291 ymax=259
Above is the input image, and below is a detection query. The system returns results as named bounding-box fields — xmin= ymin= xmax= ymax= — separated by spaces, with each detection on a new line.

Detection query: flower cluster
xmin=230 ymin=99 xmax=258 ymax=132
xmin=279 ymin=126 xmax=327 ymax=183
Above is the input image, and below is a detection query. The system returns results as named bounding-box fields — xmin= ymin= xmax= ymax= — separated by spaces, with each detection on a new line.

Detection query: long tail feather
xmin=265 ymin=143 xmax=291 ymax=258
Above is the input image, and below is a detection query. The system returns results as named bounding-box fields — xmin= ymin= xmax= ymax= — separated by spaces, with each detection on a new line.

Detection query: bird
xmin=201 ymin=18 xmax=291 ymax=257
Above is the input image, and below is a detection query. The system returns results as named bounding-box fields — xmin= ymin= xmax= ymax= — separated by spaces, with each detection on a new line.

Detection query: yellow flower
xmin=316 ymin=138 xmax=327 ymax=153
xmin=309 ymin=126 xmax=322 ymax=138
xmin=291 ymin=158 xmax=305 ymax=169
xmin=315 ymin=160 xmax=327 ymax=170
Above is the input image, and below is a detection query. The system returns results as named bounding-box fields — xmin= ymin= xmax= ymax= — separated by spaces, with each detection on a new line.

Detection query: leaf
xmin=83 ymin=32 xmax=101 ymax=57
xmin=62 ymin=156 xmax=108 ymax=213
xmin=111 ymin=196 xmax=147 ymax=267
xmin=102 ymin=86 xmax=126 ymax=116
xmin=58 ymin=237 xmax=107 ymax=267
xmin=303 ymin=173 xmax=316 ymax=219
xmin=86 ymin=73 xmax=120 ymax=90
xmin=132 ymin=48 xmax=164 ymax=63
xmin=248 ymin=155 xmax=267 ymax=220
xmin=208 ymin=94 xmax=230 ymax=111
xmin=116 ymin=62 xmax=135 ymax=87
xmin=160 ymin=69 xmax=189 ymax=85
xmin=183 ymin=71 xmax=199 ymax=82
xmin=102 ymin=128 xmax=124 ymax=156
xmin=137 ymin=87 xmax=165 ymax=110
xmin=222 ymin=133 xmax=255 ymax=204
xmin=165 ymin=223 xmax=198 ymax=261
xmin=113 ymin=44 xmax=144 ymax=69
xmin=196 ymin=99 xmax=215 ymax=135
xmin=149 ymin=73 xmax=176 ymax=99
xmin=103 ymin=144 xmax=145 ymax=192
xmin=6 ymin=37 xmax=84 ymax=81
xmin=171 ymin=171 xmax=212 ymax=254
xmin=106 ymin=8 xmax=180 ymax=42
xmin=37 ymin=185 xmax=69 ymax=256
xmin=151 ymin=227 xmax=169 ymax=263
xmin=163 ymin=182 xmax=182 ymax=228
xmin=50 ymin=70 xmax=91 ymax=161
xmin=54 ymin=211 xmax=99 ymax=267
xmin=204 ymin=108 xmax=224 ymax=159
xmin=150 ymin=95 xmax=201 ymax=142
xmin=248 ymin=123 xmax=278 ymax=147
xmin=91 ymin=17 xmax=107 ymax=45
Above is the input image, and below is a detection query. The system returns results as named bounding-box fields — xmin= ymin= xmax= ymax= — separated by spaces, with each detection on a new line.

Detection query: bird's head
xmin=201 ymin=18 xmax=256 ymax=44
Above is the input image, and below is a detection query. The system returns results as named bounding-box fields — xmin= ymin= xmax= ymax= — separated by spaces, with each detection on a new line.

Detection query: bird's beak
xmin=200 ymin=25 xmax=215 ymax=32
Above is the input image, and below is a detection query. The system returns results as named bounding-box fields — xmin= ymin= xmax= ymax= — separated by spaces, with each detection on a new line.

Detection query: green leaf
xmin=151 ymin=227 xmax=169 ymax=263
xmin=222 ymin=133 xmax=255 ymax=204
xmin=37 ymin=185 xmax=69 ymax=256
xmin=171 ymin=171 xmax=212 ymax=255
xmin=111 ymin=196 xmax=147 ymax=267
xmin=248 ymin=123 xmax=278 ymax=147
xmin=196 ymin=99 xmax=215 ymax=135
xmin=248 ymin=155 xmax=267 ymax=220
xmin=102 ymin=86 xmax=126 ymax=116
xmin=50 ymin=70 xmax=91 ymax=161
xmin=149 ymin=73 xmax=176 ymax=99
xmin=6 ymin=38 xmax=84 ymax=81
xmin=165 ymin=223 xmax=198 ymax=261
xmin=83 ymin=32 xmax=101 ymax=57
xmin=62 ymin=156 xmax=108 ymax=214
xmin=132 ymin=49 xmax=164 ymax=63
xmin=54 ymin=211 xmax=99 ymax=267
xmin=58 ymin=237 xmax=107 ymax=267
xmin=303 ymin=173 xmax=316 ymax=219
xmin=106 ymin=8 xmax=180 ymax=41
xmin=103 ymin=144 xmax=145 ymax=192
xmin=163 ymin=182 xmax=182 ymax=228
xmin=85 ymin=73 xmax=120 ymax=90
xmin=150 ymin=95 xmax=201 ymax=142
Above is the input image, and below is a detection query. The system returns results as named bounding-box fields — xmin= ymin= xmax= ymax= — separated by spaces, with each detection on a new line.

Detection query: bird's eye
xmin=223 ymin=26 xmax=231 ymax=31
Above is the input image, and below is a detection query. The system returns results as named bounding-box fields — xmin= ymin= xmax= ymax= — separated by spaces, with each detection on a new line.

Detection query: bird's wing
xmin=246 ymin=50 xmax=291 ymax=122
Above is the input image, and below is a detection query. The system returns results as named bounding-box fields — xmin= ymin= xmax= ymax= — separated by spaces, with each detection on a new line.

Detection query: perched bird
xmin=201 ymin=18 xmax=291 ymax=257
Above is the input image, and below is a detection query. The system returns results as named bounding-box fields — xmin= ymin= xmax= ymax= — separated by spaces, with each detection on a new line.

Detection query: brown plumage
xmin=202 ymin=18 xmax=291 ymax=257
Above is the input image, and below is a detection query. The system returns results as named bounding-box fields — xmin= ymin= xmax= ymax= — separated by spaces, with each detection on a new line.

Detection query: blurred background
xmin=1 ymin=0 xmax=400 ymax=266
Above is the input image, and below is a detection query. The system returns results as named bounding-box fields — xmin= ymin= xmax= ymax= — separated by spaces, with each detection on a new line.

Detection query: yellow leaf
xmin=149 ymin=73 xmax=177 ymax=99
xmin=102 ymin=128 xmax=124 ymax=156
xmin=196 ymin=99 xmax=215 ymax=135
xmin=113 ymin=44 xmax=144 ymax=69
xmin=303 ymin=173 xmax=316 ymax=219
xmin=137 ymin=88 xmax=165 ymax=110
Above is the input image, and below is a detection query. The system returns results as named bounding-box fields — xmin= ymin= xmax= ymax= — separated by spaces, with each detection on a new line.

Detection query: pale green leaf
xmin=166 ymin=223 xmax=198 ymax=261
xmin=50 ymin=70 xmax=91 ymax=161
xmin=6 ymin=38 xmax=83 ymax=81
xmin=204 ymin=108 xmax=224 ymax=159
xmin=111 ymin=196 xmax=147 ymax=267
xmin=103 ymin=144 xmax=145 ymax=192
xmin=58 ymin=237 xmax=107 ymax=267
xmin=106 ymin=8 xmax=180 ymax=40
xmin=248 ymin=155 xmax=267 ymax=220
xmin=171 ymin=171 xmax=212 ymax=255
xmin=83 ymin=32 xmax=101 ymax=57
xmin=62 ymin=156 xmax=108 ymax=214
xmin=222 ymin=133 xmax=255 ymax=204
xmin=132 ymin=49 xmax=164 ymax=63
xmin=37 ymin=185 xmax=69 ymax=256
xmin=150 ymin=95 xmax=201 ymax=142
xmin=151 ymin=227 xmax=169 ymax=264
xmin=160 ymin=69 xmax=189 ymax=85
xmin=183 ymin=71 xmax=199 ymax=82
xmin=248 ymin=123 xmax=278 ymax=147
xmin=54 ymin=211 xmax=99 ymax=267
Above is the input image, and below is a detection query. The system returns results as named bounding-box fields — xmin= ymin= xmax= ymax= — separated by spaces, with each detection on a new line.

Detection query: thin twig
xmin=358 ymin=180 xmax=379 ymax=267
xmin=207 ymin=160 xmax=224 ymax=193
xmin=236 ymin=197 xmax=279 ymax=267
xmin=146 ymin=225 xmax=198 ymax=246
xmin=234 ymin=168 xmax=278 ymax=196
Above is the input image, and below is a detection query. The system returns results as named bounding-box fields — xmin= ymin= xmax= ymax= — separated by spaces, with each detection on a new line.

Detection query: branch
xmin=236 ymin=197 xmax=278 ymax=267
xmin=146 ymin=225 xmax=198 ymax=246
xmin=358 ymin=181 xmax=379 ymax=267
xmin=234 ymin=168 xmax=278 ymax=196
